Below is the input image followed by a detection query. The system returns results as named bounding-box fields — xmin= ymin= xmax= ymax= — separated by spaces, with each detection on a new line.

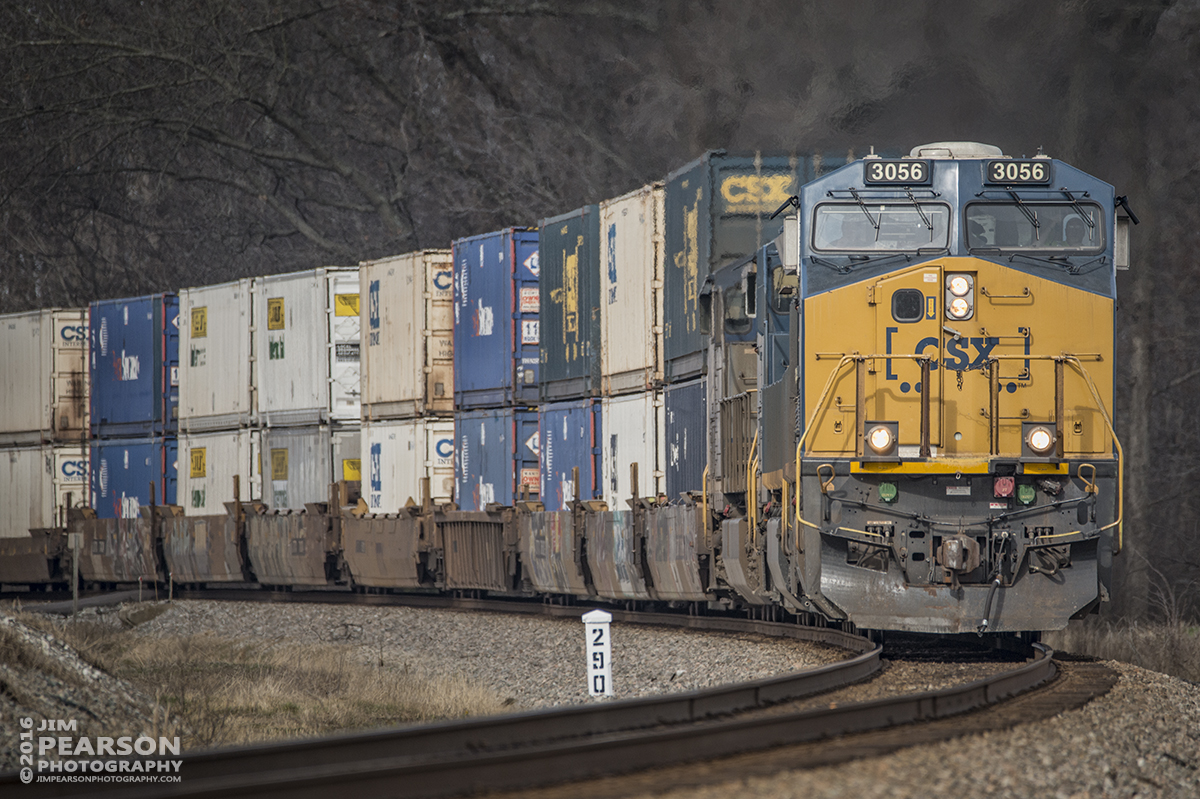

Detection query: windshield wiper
xmin=904 ymin=188 xmax=934 ymax=239
xmin=1060 ymin=189 xmax=1097 ymax=242
xmin=1007 ymin=189 xmax=1040 ymax=240
xmin=847 ymin=187 xmax=880 ymax=239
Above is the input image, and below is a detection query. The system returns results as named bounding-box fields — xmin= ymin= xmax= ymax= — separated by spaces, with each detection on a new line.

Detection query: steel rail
xmin=7 ymin=637 xmax=1057 ymax=799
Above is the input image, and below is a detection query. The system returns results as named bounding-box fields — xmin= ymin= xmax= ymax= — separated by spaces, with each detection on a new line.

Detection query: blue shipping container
xmin=539 ymin=399 xmax=602 ymax=512
xmin=453 ymin=228 xmax=540 ymax=408
xmin=90 ymin=293 xmax=180 ymax=438
xmin=90 ymin=437 xmax=178 ymax=519
xmin=455 ymin=408 xmax=540 ymax=510
xmin=664 ymin=377 xmax=707 ymax=497
xmin=539 ymin=206 xmax=602 ymax=400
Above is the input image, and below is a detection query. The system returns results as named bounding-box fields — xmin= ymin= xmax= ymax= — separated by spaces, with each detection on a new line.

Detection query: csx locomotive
xmin=726 ymin=141 xmax=1130 ymax=633
xmin=0 ymin=142 xmax=1130 ymax=637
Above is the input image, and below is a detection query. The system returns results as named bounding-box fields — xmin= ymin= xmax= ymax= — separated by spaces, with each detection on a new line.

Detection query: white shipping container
xmin=259 ymin=425 xmax=361 ymax=511
xmin=364 ymin=418 xmax=454 ymax=513
xmin=600 ymin=391 xmax=665 ymax=509
xmin=0 ymin=444 xmax=88 ymax=537
xmin=178 ymin=429 xmax=260 ymax=516
xmin=179 ymin=279 xmax=255 ymax=432
xmin=0 ymin=309 xmax=89 ymax=445
xmin=361 ymin=251 xmax=454 ymax=420
xmin=255 ymin=267 xmax=361 ymax=426
xmin=600 ymin=185 xmax=665 ymax=396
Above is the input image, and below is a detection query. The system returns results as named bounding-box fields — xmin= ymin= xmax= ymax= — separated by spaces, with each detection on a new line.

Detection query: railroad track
xmin=2 ymin=592 xmax=1117 ymax=799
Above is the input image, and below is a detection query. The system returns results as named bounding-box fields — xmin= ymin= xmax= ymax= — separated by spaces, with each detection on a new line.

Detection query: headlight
xmin=945 ymin=273 xmax=974 ymax=321
xmin=1026 ymin=425 xmax=1055 ymax=455
xmin=867 ymin=425 xmax=894 ymax=453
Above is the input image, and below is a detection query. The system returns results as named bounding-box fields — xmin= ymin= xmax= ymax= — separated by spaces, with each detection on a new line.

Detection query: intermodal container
xmin=539 ymin=206 xmax=601 ymax=401
xmin=664 ymin=377 xmax=707 ymax=497
xmin=363 ymin=417 xmax=454 ymax=513
xmin=663 ymin=151 xmax=852 ymax=381
xmin=90 ymin=437 xmax=178 ymax=519
xmin=600 ymin=185 xmax=664 ymax=395
xmin=0 ymin=444 xmax=88 ymax=537
xmin=259 ymin=425 xmax=360 ymax=511
xmin=255 ymin=268 xmax=361 ymax=427
xmin=178 ymin=429 xmax=259 ymax=516
xmin=89 ymin=294 xmax=179 ymax=438
xmin=600 ymin=391 xmax=665 ymax=508
xmin=179 ymin=279 xmax=254 ymax=432
xmin=538 ymin=399 xmax=601 ymax=512
xmin=455 ymin=408 xmax=539 ymax=511
xmin=0 ymin=309 xmax=89 ymax=446
xmin=452 ymin=229 xmax=540 ymax=408
xmin=361 ymin=251 xmax=454 ymax=420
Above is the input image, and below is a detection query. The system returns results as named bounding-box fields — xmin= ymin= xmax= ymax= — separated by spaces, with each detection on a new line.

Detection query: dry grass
xmin=1045 ymin=619 xmax=1200 ymax=683
xmin=8 ymin=607 xmax=508 ymax=749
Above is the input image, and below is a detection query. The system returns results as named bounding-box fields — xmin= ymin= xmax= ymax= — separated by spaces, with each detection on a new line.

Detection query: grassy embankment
xmin=5 ymin=605 xmax=507 ymax=749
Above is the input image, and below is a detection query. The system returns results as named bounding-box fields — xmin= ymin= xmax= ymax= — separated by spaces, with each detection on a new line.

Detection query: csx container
xmin=89 ymin=294 xmax=179 ymax=438
xmin=363 ymin=418 xmax=454 ymax=513
xmin=600 ymin=391 xmax=665 ymax=507
xmin=455 ymin=408 xmax=539 ymax=510
xmin=539 ymin=206 xmax=601 ymax=401
xmin=664 ymin=152 xmax=831 ymax=381
xmin=600 ymin=185 xmax=665 ymax=395
xmin=0 ymin=309 xmax=89 ymax=446
xmin=452 ymin=228 xmax=540 ymax=408
xmin=260 ymin=425 xmax=360 ymax=511
xmin=179 ymin=279 xmax=255 ymax=432
xmin=178 ymin=429 xmax=259 ymax=516
xmin=255 ymin=268 xmax=361 ymax=426
xmin=538 ymin=399 xmax=601 ymax=512
xmin=0 ymin=444 xmax=88 ymax=537
xmin=361 ymin=251 xmax=454 ymax=420
xmin=664 ymin=377 xmax=707 ymax=497
xmin=90 ymin=437 xmax=178 ymax=519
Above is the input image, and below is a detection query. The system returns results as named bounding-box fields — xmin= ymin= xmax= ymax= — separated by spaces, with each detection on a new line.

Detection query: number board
xmin=985 ymin=160 xmax=1051 ymax=184
xmin=863 ymin=159 xmax=931 ymax=185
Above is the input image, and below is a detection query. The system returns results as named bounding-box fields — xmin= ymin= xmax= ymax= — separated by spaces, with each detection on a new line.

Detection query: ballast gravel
xmin=127 ymin=600 xmax=847 ymax=708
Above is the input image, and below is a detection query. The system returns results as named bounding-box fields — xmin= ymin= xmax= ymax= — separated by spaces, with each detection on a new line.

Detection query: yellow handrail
xmin=794 ymin=356 xmax=855 ymax=530
xmin=701 ymin=464 xmax=709 ymax=550
xmin=1064 ymin=356 xmax=1124 ymax=554
xmin=747 ymin=429 xmax=760 ymax=547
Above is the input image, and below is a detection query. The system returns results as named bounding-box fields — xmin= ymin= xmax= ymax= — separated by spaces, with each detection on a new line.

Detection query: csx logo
xmin=368 ymin=280 xmax=381 ymax=335
xmin=904 ymin=336 xmax=1002 ymax=371
xmin=720 ymin=174 xmax=797 ymax=213
xmin=60 ymin=325 xmax=87 ymax=342
xmin=369 ymin=443 xmax=382 ymax=492
xmin=433 ymin=270 xmax=452 ymax=291
xmin=61 ymin=460 xmax=87 ymax=478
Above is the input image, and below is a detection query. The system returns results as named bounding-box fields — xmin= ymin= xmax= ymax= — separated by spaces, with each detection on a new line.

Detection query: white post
xmin=582 ymin=609 xmax=613 ymax=698
xmin=68 ymin=532 xmax=81 ymax=616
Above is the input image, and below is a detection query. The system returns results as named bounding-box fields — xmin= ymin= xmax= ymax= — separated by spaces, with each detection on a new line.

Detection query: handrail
xmin=701 ymin=464 xmax=710 ymax=551
xmin=794 ymin=355 xmax=855 ymax=529
xmin=1063 ymin=356 xmax=1124 ymax=554
xmin=747 ymin=429 xmax=760 ymax=547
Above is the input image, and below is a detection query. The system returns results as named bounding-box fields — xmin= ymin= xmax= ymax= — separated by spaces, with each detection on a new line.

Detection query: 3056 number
xmin=865 ymin=160 xmax=929 ymax=184
xmin=986 ymin=160 xmax=1049 ymax=184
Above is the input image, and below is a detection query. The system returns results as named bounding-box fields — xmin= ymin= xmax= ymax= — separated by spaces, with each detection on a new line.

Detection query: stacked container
xmin=360 ymin=251 xmax=456 ymax=513
xmin=539 ymin=206 xmax=602 ymax=402
xmin=88 ymin=294 xmax=180 ymax=519
xmin=450 ymin=231 xmax=542 ymax=511
xmin=0 ymin=308 xmax=89 ymax=537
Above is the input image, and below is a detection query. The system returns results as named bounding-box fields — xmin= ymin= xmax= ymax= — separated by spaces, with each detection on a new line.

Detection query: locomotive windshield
xmin=812 ymin=203 xmax=950 ymax=251
xmin=966 ymin=202 xmax=1104 ymax=251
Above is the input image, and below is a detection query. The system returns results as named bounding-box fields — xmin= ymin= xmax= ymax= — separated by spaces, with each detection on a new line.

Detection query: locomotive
xmin=0 ymin=142 xmax=1131 ymax=638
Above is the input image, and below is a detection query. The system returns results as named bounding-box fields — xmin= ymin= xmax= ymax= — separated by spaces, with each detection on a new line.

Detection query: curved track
xmin=2 ymin=590 xmax=1117 ymax=799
